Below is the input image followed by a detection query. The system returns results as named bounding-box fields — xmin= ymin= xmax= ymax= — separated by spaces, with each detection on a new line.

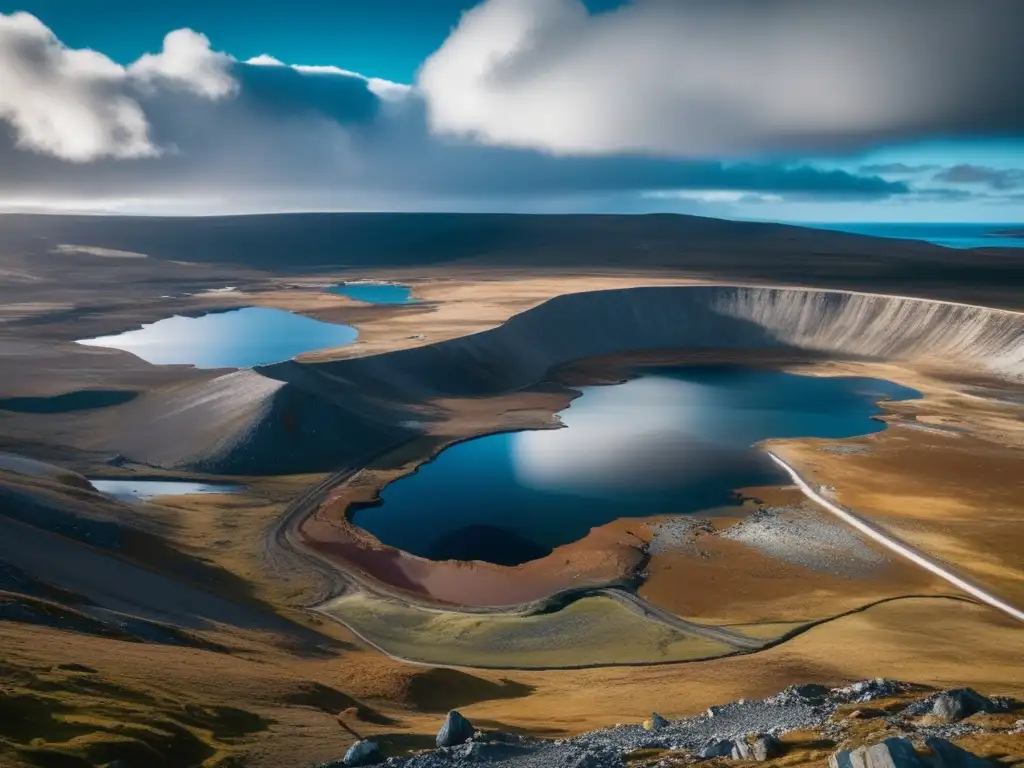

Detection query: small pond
xmin=90 ymin=479 xmax=244 ymax=501
xmin=351 ymin=365 xmax=920 ymax=566
xmin=329 ymin=282 xmax=419 ymax=305
xmin=76 ymin=307 xmax=357 ymax=368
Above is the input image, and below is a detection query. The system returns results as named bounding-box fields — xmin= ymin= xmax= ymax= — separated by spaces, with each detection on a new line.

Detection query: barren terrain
xmin=0 ymin=213 xmax=1021 ymax=767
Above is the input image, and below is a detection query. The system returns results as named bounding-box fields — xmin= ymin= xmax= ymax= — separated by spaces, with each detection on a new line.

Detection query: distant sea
xmin=805 ymin=223 xmax=1024 ymax=250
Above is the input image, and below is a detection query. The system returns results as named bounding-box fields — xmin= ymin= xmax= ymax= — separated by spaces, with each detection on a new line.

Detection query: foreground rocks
xmin=343 ymin=740 xmax=384 ymax=766
xmin=830 ymin=736 xmax=997 ymax=768
xmin=320 ymin=680 xmax=1018 ymax=767
xmin=436 ymin=711 xmax=475 ymax=748
xmin=928 ymin=690 xmax=997 ymax=723
xmin=731 ymin=733 xmax=782 ymax=761
xmin=830 ymin=737 xmax=923 ymax=768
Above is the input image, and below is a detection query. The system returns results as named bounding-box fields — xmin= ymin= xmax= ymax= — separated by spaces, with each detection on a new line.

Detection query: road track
xmin=767 ymin=451 xmax=1024 ymax=624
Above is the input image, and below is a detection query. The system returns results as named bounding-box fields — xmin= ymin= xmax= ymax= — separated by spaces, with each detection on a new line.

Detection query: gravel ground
xmin=645 ymin=518 xmax=713 ymax=556
xmin=717 ymin=504 xmax=888 ymax=577
xmin=360 ymin=679 xmax=961 ymax=767
xmin=818 ymin=444 xmax=873 ymax=455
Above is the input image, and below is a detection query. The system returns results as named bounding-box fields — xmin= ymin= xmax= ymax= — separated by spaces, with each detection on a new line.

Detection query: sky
xmin=0 ymin=0 xmax=1022 ymax=222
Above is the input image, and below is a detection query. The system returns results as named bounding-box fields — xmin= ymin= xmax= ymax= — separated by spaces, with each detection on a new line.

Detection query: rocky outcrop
xmin=830 ymin=737 xmax=996 ymax=768
xmin=929 ymin=689 xmax=997 ymax=723
xmin=643 ymin=712 xmax=669 ymax=731
xmin=342 ymin=740 xmax=383 ymax=766
xmin=731 ymin=733 xmax=783 ymax=761
xmin=830 ymin=737 xmax=924 ymax=768
xmin=436 ymin=710 xmax=474 ymax=748
xmin=925 ymin=738 xmax=995 ymax=768
xmin=323 ymin=681 xmax=1017 ymax=768
xmin=700 ymin=739 xmax=736 ymax=758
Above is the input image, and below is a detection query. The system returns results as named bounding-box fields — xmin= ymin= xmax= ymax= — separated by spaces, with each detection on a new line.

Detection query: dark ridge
xmin=2 ymin=212 xmax=1023 ymax=307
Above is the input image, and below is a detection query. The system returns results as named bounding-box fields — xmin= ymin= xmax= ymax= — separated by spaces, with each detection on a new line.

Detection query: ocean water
xmin=329 ymin=282 xmax=419 ymax=304
xmin=809 ymin=222 xmax=1024 ymax=249
xmin=76 ymin=306 xmax=357 ymax=369
xmin=352 ymin=365 xmax=920 ymax=566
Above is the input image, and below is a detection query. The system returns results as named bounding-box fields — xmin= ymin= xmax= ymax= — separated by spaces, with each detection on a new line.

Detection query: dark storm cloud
xmin=0 ymin=13 xmax=908 ymax=211
xmin=932 ymin=165 xmax=1024 ymax=190
xmin=420 ymin=0 xmax=1024 ymax=157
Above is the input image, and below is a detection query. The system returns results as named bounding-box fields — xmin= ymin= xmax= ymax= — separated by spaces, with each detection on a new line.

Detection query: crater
xmin=351 ymin=365 xmax=920 ymax=565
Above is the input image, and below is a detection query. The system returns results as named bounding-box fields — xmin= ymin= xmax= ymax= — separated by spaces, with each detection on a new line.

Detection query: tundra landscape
xmin=1 ymin=0 xmax=1024 ymax=766
xmin=0 ymin=212 xmax=1022 ymax=767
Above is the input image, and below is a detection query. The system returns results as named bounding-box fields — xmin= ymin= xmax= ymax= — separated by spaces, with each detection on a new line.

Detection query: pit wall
xmin=117 ymin=286 xmax=1024 ymax=473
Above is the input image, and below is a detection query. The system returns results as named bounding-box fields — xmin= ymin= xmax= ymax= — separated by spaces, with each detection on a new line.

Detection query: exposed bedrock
xmin=107 ymin=286 xmax=1024 ymax=474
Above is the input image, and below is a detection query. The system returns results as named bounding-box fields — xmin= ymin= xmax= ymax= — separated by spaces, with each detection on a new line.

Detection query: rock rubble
xmin=320 ymin=681 xmax=1016 ymax=768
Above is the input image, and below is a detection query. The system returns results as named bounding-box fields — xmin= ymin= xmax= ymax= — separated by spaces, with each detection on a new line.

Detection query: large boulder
xmin=436 ymin=710 xmax=475 ymax=748
xmin=930 ymin=689 xmax=995 ymax=723
xmin=343 ymin=740 xmax=383 ymax=767
xmin=830 ymin=737 xmax=924 ymax=768
xmin=643 ymin=712 xmax=669 ymax=731
xmin=700 ymin=739 xmax=735 ymax=759
xmin=732 ymin=734 xmax=783 ymax=762
xmin=925 ymin=738 xmax=994 ymax=768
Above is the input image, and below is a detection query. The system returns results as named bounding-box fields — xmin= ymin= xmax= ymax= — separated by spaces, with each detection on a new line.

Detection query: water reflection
xmin=90 ymin=479 xmax=244 ymax=500
xmin=329 ymin=282 xmax=418 ymax=305
xmin=352 ymin=366 xmax=919 ymax=565
xmin=77 ymin=307 xmax=357 ymax=368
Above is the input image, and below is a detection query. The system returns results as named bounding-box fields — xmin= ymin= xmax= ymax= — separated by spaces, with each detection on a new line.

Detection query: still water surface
xmin=77 ymin=307 xmax=357 ymax=368
xmin=90 ymin=479 xmax=244 ymax=500
xmin=329 ymin=282 xmax=419 ymax=305
xmin=352 ymin=366 xmax=920 ymax=566
xmin=810 ymin=222 xmax=1024 ymax=249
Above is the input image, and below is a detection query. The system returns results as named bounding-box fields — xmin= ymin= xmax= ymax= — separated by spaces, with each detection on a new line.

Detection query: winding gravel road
xmin=767 ymin=451 xmax=1024 ymax=624
xmin=262 ymin=439 xmax=1024 ymax=673
xmin=264 ymin=450 xmax=760 ymax=655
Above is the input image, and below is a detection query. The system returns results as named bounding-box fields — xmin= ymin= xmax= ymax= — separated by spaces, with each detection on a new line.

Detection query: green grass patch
xmin=322 ymin=593 xmax=735 ymax=668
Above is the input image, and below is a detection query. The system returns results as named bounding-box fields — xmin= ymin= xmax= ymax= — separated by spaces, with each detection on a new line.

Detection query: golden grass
xmin=0 ymin=663 xmax=268 ymax=768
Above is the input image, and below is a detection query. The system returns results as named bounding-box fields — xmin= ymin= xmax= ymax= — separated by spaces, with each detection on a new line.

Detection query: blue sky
xmin=0 ymin=0 xmax=1021 ymax=222
xmin=2 ymin=0 xmax=626 ymax=81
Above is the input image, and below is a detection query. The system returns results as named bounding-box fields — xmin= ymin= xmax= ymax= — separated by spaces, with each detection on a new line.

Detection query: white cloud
xmin=130 ymin=29 xmax=237 ymax=99
xmin=0 ymin=10 xmax=943 ymax=215
xmin=0 ymin=12 xmax=235 ymax=162
xmin=418 ymin=0 xmax=1024 ymax=157
xmin=0 ymin=12 xmax=156 ymax=161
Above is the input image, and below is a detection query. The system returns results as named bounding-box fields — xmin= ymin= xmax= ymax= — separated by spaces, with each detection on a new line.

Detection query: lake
xmin=90 ymin=479 xmax=244 ymax=500
xmin=351 ymin=366 xmax=920 ymax=566
xmin=329 ymin=282 xmax=419 ymax=305
xmin=76 ymin=307 xmax=357 ymax=368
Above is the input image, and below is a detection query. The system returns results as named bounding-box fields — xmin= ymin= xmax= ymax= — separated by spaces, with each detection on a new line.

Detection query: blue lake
xmin=90 ymin=479 xmax=244 ymax=500
xmin=329 ymin=282 xmax=419 ymax=305
xmin=352 ymin=366 xmax=920 ymax=566
xmin=76 ymin=307 xmax=357 ymax=368
xmin=810 ymin=222 xmax=1024 ymax=250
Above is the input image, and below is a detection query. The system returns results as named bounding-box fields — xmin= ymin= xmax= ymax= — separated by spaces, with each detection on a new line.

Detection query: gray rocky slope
xmin=103 ymin=285 xmax=1023 ymax=474
xmin=320 ymin=680 xmax=1020 ymax=768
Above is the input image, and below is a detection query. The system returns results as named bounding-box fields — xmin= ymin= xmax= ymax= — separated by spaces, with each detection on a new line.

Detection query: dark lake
xmin=329 ymin=282 xmax=419 ymax=304
xmin=76 ymin=307 xmax=357 ymax=368
xmin=351 ymin=365 xmax=920 ymax=566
